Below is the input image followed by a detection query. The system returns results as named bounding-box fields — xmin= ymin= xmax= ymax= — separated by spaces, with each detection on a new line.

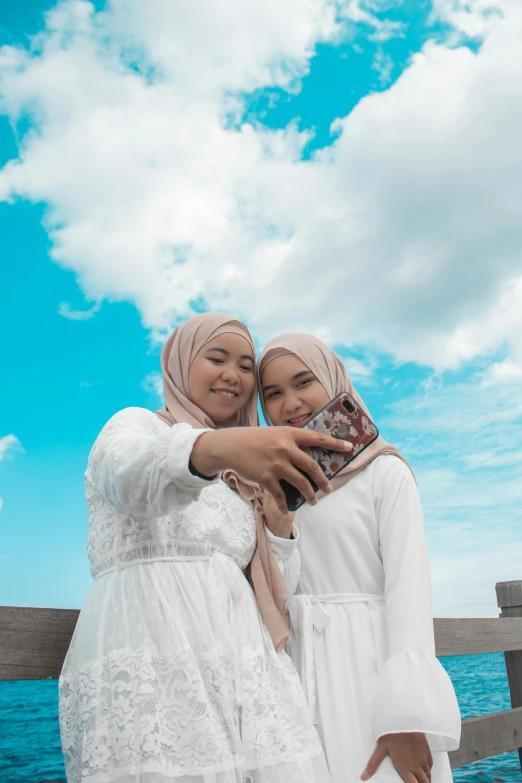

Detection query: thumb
xmin=361 ymin=744 xmax=388 ymax=780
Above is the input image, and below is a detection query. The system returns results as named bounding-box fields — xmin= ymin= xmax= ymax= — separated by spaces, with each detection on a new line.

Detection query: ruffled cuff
xmin=265 ymin=525 xmax=300 ymax=561
xmin=166 ymin=423 xmax=221 ymax=502
xmin=265 ymin=527 xmax=301 ymax=598
xmin=373 ymin=649 xmax=461 ymax=752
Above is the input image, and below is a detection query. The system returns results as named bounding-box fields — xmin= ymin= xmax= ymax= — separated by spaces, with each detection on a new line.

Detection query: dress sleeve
xmin=85 ymin=407 xmax=220 ymax=517
xmin=265 ymin=526 xmax=301 ymax=598
xmin=371 ymin=456 xmax=461 ymax=752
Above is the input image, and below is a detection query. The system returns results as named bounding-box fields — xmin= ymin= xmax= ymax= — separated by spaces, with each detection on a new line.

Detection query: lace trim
xmin=60 ymin=646 xmax=322 ymax=782
xmin=86 ymin=479 xmax=257 ymax=578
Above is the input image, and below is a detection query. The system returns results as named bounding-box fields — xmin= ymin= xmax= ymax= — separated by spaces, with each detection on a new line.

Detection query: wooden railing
xmin=1 ymin=580 xmax=522 ymax=777
xmin=433 ymin=580 xmax=522 ymax=769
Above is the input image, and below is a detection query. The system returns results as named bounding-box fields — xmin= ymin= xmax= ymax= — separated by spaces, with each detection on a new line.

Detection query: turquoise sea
xmin=0 ymin=652 xmax=520 ymax=782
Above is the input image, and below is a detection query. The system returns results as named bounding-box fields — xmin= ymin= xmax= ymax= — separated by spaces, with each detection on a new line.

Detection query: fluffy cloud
xmin=142 ymin=371 xmax=164 ymax=397
xmin=0 ymin=0 xmax=521 ymax=371
xmin=58 ymin=301 xmax=100 ymax=320
xmin=431 ymin=0 xmax=504 ymax=41
xmin=0 ymin=434 xmax=23 ymax=461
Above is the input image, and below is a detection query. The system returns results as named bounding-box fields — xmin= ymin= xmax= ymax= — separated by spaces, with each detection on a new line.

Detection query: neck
xmin=216 ymin=414 xmax=239 ymax=429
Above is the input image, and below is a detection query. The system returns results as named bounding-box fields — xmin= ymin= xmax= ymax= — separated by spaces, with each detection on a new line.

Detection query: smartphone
xmin=280 ymin=392 xmax=379 ymax=512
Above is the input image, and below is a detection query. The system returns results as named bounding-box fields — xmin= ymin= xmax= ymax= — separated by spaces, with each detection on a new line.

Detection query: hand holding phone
xmin=280 ymin=392 xmax=379 ymax=511
xmin=191 ymin=425 xmax=353 ymax=513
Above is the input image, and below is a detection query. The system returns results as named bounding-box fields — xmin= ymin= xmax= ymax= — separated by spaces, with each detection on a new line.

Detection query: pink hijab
xmin=258 ymin=333 xmax=412 ymax=491
xmin=156 ymin=312 xmax=291 ymax=652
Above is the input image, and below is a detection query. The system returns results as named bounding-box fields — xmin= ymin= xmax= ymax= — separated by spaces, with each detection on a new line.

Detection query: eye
xmin=297 ymin=378 xmax=312 ymax=388
xmin=208 ymin=357 xmax=223 ymax=365
xmin=240 ymin=364 xmax=253 ymax=373
xmin=266 ymin=390 xmax=281 ymax=400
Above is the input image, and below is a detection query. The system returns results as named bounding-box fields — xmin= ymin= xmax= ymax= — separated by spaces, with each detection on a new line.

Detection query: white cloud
xmin=482 ymin=359 xmax=522 ymax=386
xmin=142 ymin=371 xmax=163 ymax=398
xmin=0 ymin=0 xmax=521 ymax=375
xmin=0 ymin=498 xmax=3 ymax=512
xmin=58 ymin=301 xmax=100 ymax=320
xmin=371 ymin=49 xmax=394 ymax=85
xmin=431 ymin=0 xmax=504 ymax=42
xmin=338 ymin=0 xmax=406 ymax=41
xmin=343 ymin=356 xmax=373 ymax=380
xmin=0 ymin=434 xmax=23 ymax=461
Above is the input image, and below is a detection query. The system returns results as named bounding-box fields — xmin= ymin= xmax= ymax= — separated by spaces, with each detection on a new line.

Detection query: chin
xmin=212 ymin=407 xmax=243 ymax=424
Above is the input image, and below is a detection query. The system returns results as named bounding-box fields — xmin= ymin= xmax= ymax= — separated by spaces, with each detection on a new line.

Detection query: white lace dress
xmin=59 ymin=407 xmax=330 ymax=783
xmin=269 ymin=455 xmax=461 ymax=783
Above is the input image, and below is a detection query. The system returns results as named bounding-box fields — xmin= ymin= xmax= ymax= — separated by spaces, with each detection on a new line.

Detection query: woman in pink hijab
xmin=59 ymin=313 xmax=349 ymax=783
xmin=259 ymin=334 xmax=461 ymax=783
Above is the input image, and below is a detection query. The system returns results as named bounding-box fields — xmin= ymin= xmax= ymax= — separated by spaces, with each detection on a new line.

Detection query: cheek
xmin=188 ymin=361 xmax=214 ymax=400
xmin=242 ymin=372 xmax=255 ymax=398
xmin=264 ymin=399 xmax=282 ymax=425
xmin=304 ymin=386 xmax=330 ymax=412
xmin=314 ymin=388 xmax=331 ymax=409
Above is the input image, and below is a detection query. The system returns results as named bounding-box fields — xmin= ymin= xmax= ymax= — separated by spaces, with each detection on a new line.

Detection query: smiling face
xmin=261 ymin=353 xmax=330 ymax=427
xmin=188 ymin=332 xmax=255 ymax=426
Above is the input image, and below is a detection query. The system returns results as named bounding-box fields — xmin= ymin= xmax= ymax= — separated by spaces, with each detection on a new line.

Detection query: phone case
xmin=281 ymin=392 xmax=379 ymax=511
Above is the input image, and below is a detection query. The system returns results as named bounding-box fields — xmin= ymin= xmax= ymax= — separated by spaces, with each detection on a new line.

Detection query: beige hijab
xmin=156 ymin=312 xmax=290 ymax=652
xmin=258 ymin=333 xmax=412 ymax=491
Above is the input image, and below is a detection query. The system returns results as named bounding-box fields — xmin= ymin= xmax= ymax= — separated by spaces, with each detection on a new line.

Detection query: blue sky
xmin=1 ymin=0 xmax=521 ymax=616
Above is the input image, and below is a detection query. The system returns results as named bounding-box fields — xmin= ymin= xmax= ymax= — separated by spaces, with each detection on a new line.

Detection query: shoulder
xmin=369 ymin=453 xmax=416 ymax=494
xmin=371 ymin=453 xmax=413 ymax=479
xmin=93 ymin=407 xmax=173 ymax=444
xmin=105 ymin=406 xmax=176 ymax=430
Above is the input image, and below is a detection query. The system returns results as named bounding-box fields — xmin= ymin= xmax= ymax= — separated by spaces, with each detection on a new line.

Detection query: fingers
xmin=390 ymin=759 xmax=432 ymax=783
xmin=421 ymin=756 xmax=432 ymax=783
xmin=297 ymin=428 xmax=354 ymax=453
xmin=261 ymin=477 xmax=290 ymax=515
xmin=279 ymin=465 xmax=319 ymax=505
xmin=292 ymin=450 xmax=331 ymax=495
xmin=401 ymin=774 xmax=420 ymax=783
xmin=360 ymin=745 xmax=388 ymax=780
xmin=392 ymin=767 xmax=430 ymax=783
xmin=258 ymin=427 xmax=354 ymax=511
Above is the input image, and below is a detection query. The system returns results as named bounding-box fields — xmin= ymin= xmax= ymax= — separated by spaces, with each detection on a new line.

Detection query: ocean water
xmin=0 ymin=653 xmax=520 ymax=782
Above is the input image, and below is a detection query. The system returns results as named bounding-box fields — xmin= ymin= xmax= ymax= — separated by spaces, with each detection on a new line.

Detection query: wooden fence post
xmin=496 ymin=580 xmax=522 ymax=771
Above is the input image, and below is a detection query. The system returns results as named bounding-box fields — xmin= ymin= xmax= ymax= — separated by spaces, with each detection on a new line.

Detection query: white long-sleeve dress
xmin=269 ymin=454 xmax=460 ymax=783
xmin=59 ymin=407 xmax=330 ymax=783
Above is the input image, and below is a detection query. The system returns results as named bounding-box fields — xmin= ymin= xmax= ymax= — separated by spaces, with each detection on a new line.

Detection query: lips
xmin=211 ymin=388 xmax=239 ymax=399
xmin=287 ymin=413 xmax=311 ymax=427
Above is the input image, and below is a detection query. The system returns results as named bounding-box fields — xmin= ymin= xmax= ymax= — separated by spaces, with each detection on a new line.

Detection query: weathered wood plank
xmin=497 ymin=581 xmax=522 ymax=770
xmin=0 ymin=630 xmax=72 ymax=666
xmin=449 ymin=707 xmax=522 ymax=769
xmin=2 ymin=609 xmax=522 ymax=677
xmin=496 ymin=581 xmax=522 ymax=610
xmin=434 ymin=617 xmax=522 ymax=656
xmin=0 ymin=606 xmax=79 ymax=635
xmin=0 ymin=606 xmax=78 ymax=680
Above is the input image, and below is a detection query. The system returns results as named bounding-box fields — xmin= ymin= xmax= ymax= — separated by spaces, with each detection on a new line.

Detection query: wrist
xmin=190 ymin=430 xmax=227 ymax=477
xmin=266 ymin=522 xmax=293 ymax=539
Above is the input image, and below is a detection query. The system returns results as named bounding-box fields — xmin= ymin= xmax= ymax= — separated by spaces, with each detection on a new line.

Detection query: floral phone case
xmin=280 ymin=392 xmax=379 ymax=512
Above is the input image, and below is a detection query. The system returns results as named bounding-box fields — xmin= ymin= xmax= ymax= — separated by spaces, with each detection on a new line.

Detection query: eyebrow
xmin=206 ymin=346 xmax=254 ymax=362
xmin=262 ymin=369 xmax=314 ymax=393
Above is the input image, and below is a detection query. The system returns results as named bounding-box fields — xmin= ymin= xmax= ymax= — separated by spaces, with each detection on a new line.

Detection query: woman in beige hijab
xmin=59 ymin=313 xmax=349 ymax=783
xmin=259 ymin=334 xmax=461 ymax=783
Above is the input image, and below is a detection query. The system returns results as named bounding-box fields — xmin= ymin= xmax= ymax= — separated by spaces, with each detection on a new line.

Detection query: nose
xmin=219 ymin=363 xmax=240 ymax=385
xmin=283 ymin=390 xmax=303 ymax=416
